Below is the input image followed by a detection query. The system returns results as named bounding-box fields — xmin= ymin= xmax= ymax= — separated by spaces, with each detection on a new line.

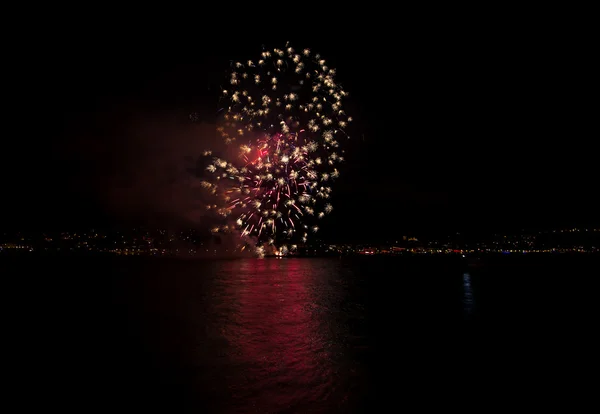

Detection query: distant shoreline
xmin=2 ymin=250 xmax=599 ymax=260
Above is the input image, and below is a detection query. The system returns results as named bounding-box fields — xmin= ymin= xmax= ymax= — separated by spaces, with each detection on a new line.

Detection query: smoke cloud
xmin=61 ymin=106 xmax=227 ymax=229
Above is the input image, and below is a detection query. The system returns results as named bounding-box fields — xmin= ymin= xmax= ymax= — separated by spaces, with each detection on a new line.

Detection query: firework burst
xmin=203 ymin=42 xmax=352 ymax=251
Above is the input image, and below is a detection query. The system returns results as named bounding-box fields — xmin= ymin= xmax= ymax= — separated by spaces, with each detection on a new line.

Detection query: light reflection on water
xmin=213 ymin=259 xmax=342 ymax=411
xmin=463 ymin=272 xmax=474 ymax=316
xmin=182 ymin=258 xmax=363 ymax=413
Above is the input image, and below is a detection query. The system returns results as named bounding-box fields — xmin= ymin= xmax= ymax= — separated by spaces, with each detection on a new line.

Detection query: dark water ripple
xmin=3 ymin=255 xmax=600 ymax=412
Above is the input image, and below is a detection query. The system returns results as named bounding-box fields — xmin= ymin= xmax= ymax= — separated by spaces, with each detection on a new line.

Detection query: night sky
xmin=3 ymin=22 xmax=596 ymax=241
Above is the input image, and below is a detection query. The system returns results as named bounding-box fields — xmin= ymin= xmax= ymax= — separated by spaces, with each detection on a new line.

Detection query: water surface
xmin=4 ymin=255 xmax=599 ymax=412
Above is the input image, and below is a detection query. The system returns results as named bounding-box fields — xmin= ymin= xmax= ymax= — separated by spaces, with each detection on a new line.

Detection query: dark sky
xmin=3 ymin=20 xmax=596 ymax=240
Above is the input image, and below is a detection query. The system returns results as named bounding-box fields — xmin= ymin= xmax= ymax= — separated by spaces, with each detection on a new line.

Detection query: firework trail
xmin=201 ymin=42 xmax=352 ymax=253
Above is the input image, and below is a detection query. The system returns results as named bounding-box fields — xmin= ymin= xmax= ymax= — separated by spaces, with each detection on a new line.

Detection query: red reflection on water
xmin=218 ymin=258 xmax=334 ymax=411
